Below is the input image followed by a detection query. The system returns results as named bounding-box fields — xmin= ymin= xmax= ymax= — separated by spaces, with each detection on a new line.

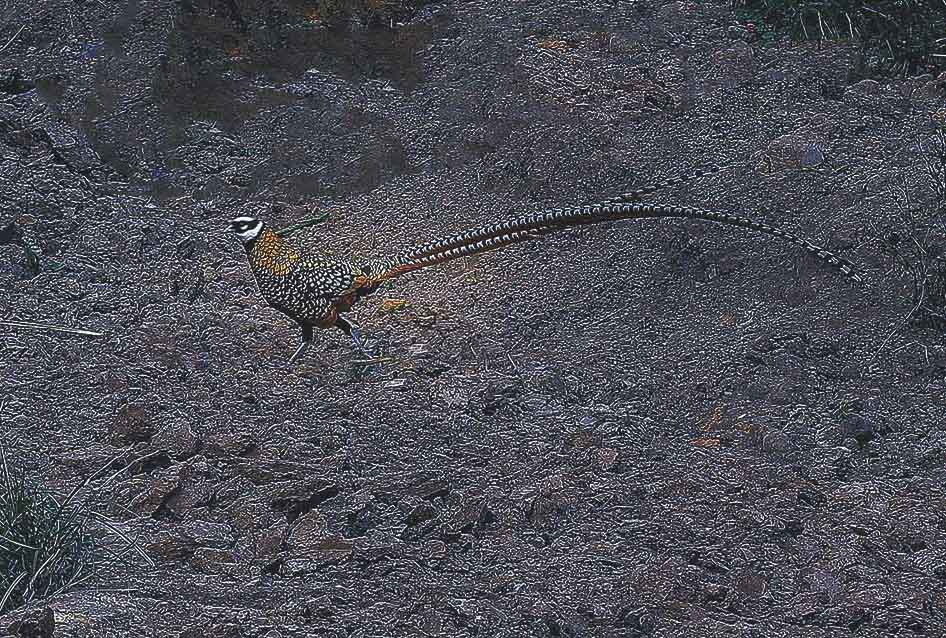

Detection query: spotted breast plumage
xmin=230 ymin=167 xmax=861 ymax=364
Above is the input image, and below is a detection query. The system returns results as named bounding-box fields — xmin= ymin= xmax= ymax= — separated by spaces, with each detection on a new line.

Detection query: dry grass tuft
xmin=732 ymin=0 xmax=946 ymax=77
xmin=0 ymin=437 xmax=152 ymax=614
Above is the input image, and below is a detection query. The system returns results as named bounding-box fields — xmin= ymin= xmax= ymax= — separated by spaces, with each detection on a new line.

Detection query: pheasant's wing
xmin=291 ymin=258 xmax=365 ymax=300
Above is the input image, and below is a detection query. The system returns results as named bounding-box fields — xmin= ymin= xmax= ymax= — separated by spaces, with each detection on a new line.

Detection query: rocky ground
xmin=2 ymin=0 xmax=946 ymax=636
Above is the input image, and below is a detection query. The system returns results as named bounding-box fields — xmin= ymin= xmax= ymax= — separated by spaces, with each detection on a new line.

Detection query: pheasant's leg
xmin=288 ymin=323 xmax=314 ymax=364
xmin=335 ymin=315 xmax=374 ymax=355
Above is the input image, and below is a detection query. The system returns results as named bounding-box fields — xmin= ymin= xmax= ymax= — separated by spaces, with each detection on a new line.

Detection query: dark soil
xmin=2 ymin=0 xmax=946 ymax=636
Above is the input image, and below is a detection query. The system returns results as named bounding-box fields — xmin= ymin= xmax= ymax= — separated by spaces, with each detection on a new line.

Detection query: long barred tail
xmin=367 ymin=201 xmax=862 ymax=283
xmin=386 ymin=166 xmax=728 ymax=267
xmin=365 ymin=165 xmax=725 ymax=276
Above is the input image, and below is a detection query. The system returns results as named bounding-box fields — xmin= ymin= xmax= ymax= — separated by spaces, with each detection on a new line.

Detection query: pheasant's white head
xmin=229 ymin=216 xmax=264 ymax=244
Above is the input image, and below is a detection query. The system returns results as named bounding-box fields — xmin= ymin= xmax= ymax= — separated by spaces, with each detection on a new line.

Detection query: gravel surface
xmin=2 ymin=1 xmax=946 ymax=636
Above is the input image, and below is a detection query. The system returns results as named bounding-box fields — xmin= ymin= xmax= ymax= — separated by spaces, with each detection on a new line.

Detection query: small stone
xmin=933 ymin=108 xmax=946 ymax=128
xmin=762 ymin=432 xmax=791 ymax=453
xmin=151 ymin=421 xmax=198 ymax=459
xmin=800 ymin=145 xmax=824 ymax=167
xmin=175 ymin=237 xmax=206 ymax=260
xmin=482 ymin=382 xmax=520 ymax=415
xmin=403 ymin=501 xmax=438 ymax=528
xmin=544 ymin=475 xmax=563 ymax=493
xmin=840 ymin=414 xmax=876 ymax=446
xmin=726 ymin=25 xmax=744 ymax=39
xmin=597 ymin=448 xmax=618 ymax=470
xmin=117 ymin=465 xmax=181 ymax=516
xmin=163 ymin=456 xmax=215 ymax=515
xmin=527 ymin=494 xmax=556 ymax=523
xmin=704 ymin=584 xmax=728 ymax=602
xmin=408 ymin=480 xmax=448 ymax=502
xmin=417 ymin=608 xmax=442 ymax=635
xmin=111 ymin=403 xmax=156 ymax=444
xmin=736 ymin=570 xmax=767 ymax=598
xmin=850 ymin=79 xmax=881 ymax=95
xmin=147 ymin=520 xmax=233 ymax=562
xmin=282 ymin=538 xmax=354 ymax=571
xmin=287 ymin=510 xmax=327 ymax=551
xmin=227 ymin=495 xmax=279 ymax=532
xmin=148 ymin=529 xmax=199 ymax=561
xmin=901 ymin=74 xmax=935 ymax=98
xmin=179 ymin=624 xmax=241 ymax=638
xmin=763 ymin=125 xmax=828 ymax=171
xmin=203 ymin=430 xmax=255 ymax=456
xmin=379 ymin=298 xmax=408 ymax=313
xmin=476 ymin=503 xmax=497 ymax=529
xmin=808 ymin=570 xmax=841 ymax=603
xmin=10 ymin=606 xmax=54 ymax=638
xmin=212 ymin=477 xmax=254 ymax=505
xmin=60 ymin=444 xmax=123 ymax=475
xmin=189 ymin=547 xmax=234 ymax=573
xmin=180 ymin=519 xmax=234 ymax=548
xmin=302 ymin=596 xmax=336 ymax=620
xmin=424 ymin=539 xmax=447 ymax=560
xmin=268 ymin=482 xmax=340 ymax=519
xmin=256 ymin=521 xmax=287 ymax=559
